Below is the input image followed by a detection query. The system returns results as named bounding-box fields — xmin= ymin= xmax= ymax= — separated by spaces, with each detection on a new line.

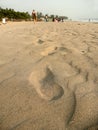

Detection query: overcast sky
xmin=0 ymin=0 xmax=98 ymax=19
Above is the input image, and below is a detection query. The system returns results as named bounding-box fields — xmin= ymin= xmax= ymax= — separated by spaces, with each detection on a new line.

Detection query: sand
xmin=0 ymin=21 xmax=98 ymax=130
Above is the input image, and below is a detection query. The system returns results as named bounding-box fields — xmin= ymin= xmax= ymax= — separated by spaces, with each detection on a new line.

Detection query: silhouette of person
xmin=45 ymin=15 xmax=48 ymax=22
xmin=32 ymin=10 xmax=37 ymax=23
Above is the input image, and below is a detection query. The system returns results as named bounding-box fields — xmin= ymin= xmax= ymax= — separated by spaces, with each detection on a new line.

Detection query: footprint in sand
xmin=40 ymin=45 xmax=58 ymax=56
xmin=29 ymin=46 xmax=98 ymax=130
xmin=29 ymin=64 xmax=64 ymax=101
xmin=29 ymin=46 xmax=76 ymax=101
xmin=29 ymin=45 xmax=77 ymax=101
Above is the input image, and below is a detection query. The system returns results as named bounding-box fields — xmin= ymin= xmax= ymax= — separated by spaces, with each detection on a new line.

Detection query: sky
xmin=0 ymin=0 xmax=98 ymax=19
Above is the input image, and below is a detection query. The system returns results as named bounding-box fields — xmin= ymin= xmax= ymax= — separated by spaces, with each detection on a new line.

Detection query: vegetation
xmin=0 ymin=7 xmax=68 ymax=21
xmin=0 ymin=7 xmax=31 ymax=21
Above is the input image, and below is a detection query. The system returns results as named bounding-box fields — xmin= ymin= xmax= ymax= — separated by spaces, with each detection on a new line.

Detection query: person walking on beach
xmin=32 ymin=10 xmax=37 ymax=23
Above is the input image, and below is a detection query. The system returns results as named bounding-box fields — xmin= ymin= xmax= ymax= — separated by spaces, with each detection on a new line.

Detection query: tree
xmin=0 ymin=7 xmax=31 ymax=21
xmin=50 ymin=14 xmax=54 ymax=18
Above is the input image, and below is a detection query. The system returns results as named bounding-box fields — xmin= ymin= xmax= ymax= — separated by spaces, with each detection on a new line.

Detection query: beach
xmin=0 ymin=21 xmax=98 ymax=130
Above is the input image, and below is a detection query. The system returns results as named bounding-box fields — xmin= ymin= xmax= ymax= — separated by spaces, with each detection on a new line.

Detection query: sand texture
xmin=0 ymin=21 xmax=98 ymax=130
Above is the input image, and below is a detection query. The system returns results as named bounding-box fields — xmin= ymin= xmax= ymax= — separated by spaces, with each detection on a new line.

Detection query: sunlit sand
xmin=0 ymin=21 xmax=98 ymax=130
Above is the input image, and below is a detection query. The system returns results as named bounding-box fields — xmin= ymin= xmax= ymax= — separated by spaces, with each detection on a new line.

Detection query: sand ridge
xmin=0 ymin=21 xmax=98 ymax=130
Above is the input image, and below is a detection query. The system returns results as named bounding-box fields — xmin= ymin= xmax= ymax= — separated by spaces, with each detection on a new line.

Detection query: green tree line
xmin=0 ymin=7 xmax=31 ymax=20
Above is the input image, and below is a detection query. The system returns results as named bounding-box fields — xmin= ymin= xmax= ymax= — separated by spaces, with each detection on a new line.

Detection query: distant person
xmin=55 ymin=18 xmax=58 ymax=22
xmin=32 ymin=10 xmax=37 ymax=23
xmin=52 ymin=17 xmax=55 ymax=22
xmin=45 ymin=15 xmax=48 ymax=22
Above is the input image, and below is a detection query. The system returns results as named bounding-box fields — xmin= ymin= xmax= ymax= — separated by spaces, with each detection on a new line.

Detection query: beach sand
xmin=0 ymin=21 xmax=98 ymax=130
